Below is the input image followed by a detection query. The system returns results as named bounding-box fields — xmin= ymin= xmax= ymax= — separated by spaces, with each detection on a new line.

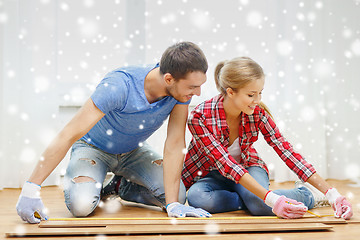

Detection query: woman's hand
xmin=326 ymin=188 xmax=353 ymax=220
xmin=264 ymin=191 xmax=308 ymax=219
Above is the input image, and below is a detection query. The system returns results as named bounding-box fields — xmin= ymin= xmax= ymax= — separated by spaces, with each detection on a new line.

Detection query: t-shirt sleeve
xmin=91 ymin=71 xmax=129 ymax=114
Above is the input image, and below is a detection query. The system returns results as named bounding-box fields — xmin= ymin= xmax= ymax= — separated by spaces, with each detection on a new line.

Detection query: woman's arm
xmin=238 ymin=172 xmax=308 ymax=219
xmin=305 ymin=173 xmax=332 ymax=194
xmin=258 ymin=109 xmax=352 ymax=219
xmin=258 ymin=108 xmax=316 ymax=182
xmin=237 ymin=172 xmax=268 ymax=199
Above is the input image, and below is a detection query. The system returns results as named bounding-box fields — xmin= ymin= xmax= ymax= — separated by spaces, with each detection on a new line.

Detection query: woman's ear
xmin=226 ymin=87 xmax=235 ymax=97
xmin=164 ymin=73 xmax=175 ymax=85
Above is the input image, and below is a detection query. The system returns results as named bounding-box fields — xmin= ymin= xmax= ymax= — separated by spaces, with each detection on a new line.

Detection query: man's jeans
xmin=63 ymin=140 xmax=186 ymax=217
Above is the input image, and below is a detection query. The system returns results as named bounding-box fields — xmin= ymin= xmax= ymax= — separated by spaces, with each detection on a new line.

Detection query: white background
xmin=1 ymin=0 xmax=360 ymax=189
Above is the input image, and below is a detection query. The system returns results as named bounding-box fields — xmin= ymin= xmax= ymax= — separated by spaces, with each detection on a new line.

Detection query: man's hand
xmin=264 ymin=191 xmax=307 ymax=219
xmin=166 ymin=202 xmax=212 ymax=218
xmin=326 ymin=188 xmax=353 ymax=220
xmin=16 ymin=181 xmax=48 ymax=224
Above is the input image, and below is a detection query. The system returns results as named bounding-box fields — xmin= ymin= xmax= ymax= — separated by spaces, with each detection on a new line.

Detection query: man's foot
xmin=295 ymin=181 xmax=330 ymax=208
xmin=101 ymin=175 xmax=122 ymax=200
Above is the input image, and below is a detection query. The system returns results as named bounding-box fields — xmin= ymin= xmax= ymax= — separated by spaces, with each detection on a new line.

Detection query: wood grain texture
xmin=2 ymin=180 xmax=359 ymax=239
xmin=38 ymin=216 xmax=346 ymax=228
xmin=6 ymin=223 xmax=332 ymax=237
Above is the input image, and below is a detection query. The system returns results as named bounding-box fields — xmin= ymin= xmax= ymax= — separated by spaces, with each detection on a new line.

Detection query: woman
xmin=182 ymin=57 xmax=352 ymax=219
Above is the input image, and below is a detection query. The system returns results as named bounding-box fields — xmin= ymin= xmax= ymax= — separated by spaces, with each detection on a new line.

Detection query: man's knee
xmin=67 ymin=197 xmax=98 ymax=217
xmin=64 ymin=176 xmax=101 ymax=217
xmin=72 ymin=176 xmax=96 ymax=183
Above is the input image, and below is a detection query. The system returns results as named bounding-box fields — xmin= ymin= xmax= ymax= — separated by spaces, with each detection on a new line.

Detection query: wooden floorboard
xmin=6 ymin=223 xmax=333 ymax=237
xmin=1 ymin=179 xmax=359 ymax=239
xmin=38 ymin=216 xmax=345 ymax=228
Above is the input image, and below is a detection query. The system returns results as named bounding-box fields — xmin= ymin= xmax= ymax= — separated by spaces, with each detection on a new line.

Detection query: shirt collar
xmin=214 ymin=95 xmax=228 ymax=131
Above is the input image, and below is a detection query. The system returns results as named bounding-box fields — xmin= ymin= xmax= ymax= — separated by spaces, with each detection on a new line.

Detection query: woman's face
xmin=228 ymin=78 xmax=265 ymax=115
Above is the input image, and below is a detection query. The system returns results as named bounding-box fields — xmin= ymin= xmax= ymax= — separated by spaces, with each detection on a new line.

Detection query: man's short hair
xmin=160 ymin=42 xmax=208 ymax=80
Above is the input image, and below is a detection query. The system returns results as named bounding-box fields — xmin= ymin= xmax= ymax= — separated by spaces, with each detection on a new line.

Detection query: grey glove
xmin=166 ymin=202 xmax=212 ymax=218
xmin=16 ymin=181 xmax=48 ymax=224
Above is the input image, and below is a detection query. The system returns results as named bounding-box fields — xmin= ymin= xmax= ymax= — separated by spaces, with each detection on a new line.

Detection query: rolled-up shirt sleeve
xmin=258 ymin=108 xmax=316 ymax=181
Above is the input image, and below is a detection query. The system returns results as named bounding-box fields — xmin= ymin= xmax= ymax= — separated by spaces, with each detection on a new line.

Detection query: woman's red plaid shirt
xmin=182 ymin=95 xmax=316 ymax=189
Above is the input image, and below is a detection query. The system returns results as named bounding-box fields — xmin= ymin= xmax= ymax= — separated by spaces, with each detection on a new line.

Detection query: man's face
xmin=166 ymin=71 xmax=207 ymax=103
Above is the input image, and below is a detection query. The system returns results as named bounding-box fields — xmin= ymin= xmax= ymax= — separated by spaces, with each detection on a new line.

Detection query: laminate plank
xmin=2 ymin=179 xmax=358 ymax=239
xmin=38 ymin=216 xmax=345 ymax=228
xmin=6 ymin=223 xmax=332 ymax=237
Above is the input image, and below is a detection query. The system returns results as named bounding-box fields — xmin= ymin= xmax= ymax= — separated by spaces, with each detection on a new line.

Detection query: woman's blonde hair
xmin=214 ymin=57 xmax=273 ymax=118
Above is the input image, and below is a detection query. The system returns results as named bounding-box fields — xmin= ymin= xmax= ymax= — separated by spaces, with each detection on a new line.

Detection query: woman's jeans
xmin=187 ymin=166 xmax=315 ymax=215
xmin=63 ymin=140 xmax=186 ymax=217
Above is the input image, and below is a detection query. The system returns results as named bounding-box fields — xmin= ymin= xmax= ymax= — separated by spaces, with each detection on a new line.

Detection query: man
xmin=16 ymin=42 xmax=211 ymax=223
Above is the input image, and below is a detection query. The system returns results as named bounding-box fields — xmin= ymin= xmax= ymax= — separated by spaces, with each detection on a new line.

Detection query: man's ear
xmin=164 ymin=73 xmax=175 ymax=85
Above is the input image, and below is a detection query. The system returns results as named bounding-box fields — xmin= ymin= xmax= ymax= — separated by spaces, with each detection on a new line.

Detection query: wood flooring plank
xmin=6 ymin=223 xmax=332 ymax=237
xmin=38 ymin=216 xmax=345 ymax=228
xmin=3 ymin=180 xmax=358 ymax=239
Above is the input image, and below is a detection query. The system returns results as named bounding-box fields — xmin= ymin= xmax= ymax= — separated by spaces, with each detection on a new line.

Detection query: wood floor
xmin=1 ymin=180 xmax=359 ymax=239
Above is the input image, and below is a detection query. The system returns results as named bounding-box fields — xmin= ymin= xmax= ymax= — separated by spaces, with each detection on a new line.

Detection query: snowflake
xmin=246 ymin=11 xmax=262 ymax=27
xmin=190 ymin=9 xmax=212 ymax=30
xmin=277 ymin=40 xmax=293 ymax=56
xmin=0 ymin=12 xmax=8 ymax=23
xmin=83 ymin=0 xmax=95 ymax=8
xmin=351 ymin=39 xmax=360 ymax=55
xmin=205 ymin=223 xmax=220 ymax=235
xmin=20 ymin=147 xmax=37 ymax=163
xmin=34 ymin=76 xmax=50 ymax=93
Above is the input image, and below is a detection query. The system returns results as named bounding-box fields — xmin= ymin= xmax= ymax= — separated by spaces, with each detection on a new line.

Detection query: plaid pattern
xmin=182 ymin=95 xmax=316 ymax=189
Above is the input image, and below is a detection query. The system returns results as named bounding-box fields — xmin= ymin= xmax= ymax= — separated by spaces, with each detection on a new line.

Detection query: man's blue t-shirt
xmin=81 ymin=63 xmax=190 ymax=154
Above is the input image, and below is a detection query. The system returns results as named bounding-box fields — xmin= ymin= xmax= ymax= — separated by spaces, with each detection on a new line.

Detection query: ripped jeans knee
xmin=151 ymin=159 xmax=163 ymax=166
xmin=63 ymin=144 xmax=109 ymax=217
xmin=63 ymin=176 xmax=102 ymax=217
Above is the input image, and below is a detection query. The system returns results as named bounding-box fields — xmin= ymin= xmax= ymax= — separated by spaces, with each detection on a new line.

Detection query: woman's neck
xmin=223 ymin=95 xmax=242 ymax=120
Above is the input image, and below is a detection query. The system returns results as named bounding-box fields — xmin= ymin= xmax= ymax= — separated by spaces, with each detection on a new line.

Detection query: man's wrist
xmin=21 ymin=181 xmax=41 ymax=199
xmin=166 ymin=202 xmax=180 ymax=211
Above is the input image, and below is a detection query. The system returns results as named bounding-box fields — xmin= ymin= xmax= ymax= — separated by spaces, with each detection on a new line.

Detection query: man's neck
xmin=144 ymin=68 xmax=168 ymax=104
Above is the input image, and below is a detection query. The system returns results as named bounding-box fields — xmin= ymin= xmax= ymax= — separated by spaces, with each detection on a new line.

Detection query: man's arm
xmin=163 ymin=104 xmax=188 ymax=205
xmin=17 ymin=98 xmax=105 ymax=223
xmin=29 ymin=98 xmax=105 ymax=185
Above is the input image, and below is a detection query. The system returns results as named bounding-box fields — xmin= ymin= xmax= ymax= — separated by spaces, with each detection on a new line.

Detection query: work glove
xmin=325 ymin=188 xmax=353 ymax=220
xmin=264 ymin=191 xmax=308 ymax=219
xmin=16 ymin=181 xmax=48 ymax=224
xmin=166 ymin=202 xmax=212 ymax=218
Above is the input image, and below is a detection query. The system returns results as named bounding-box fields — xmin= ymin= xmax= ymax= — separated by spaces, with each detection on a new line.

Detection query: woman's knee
xmin=243 ymin=193 xmax=273 ymax=216
xmin=187 ymin=185 xmax=212 ymax=209
xmin=178 ymin=182 xmax=186 ymax=204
